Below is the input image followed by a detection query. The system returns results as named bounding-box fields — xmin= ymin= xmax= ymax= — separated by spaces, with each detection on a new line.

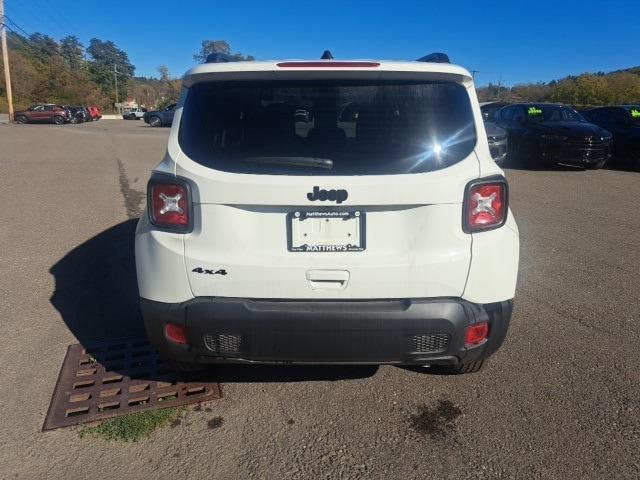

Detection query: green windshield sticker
xmin=631 ymin=109 xmax=640 ymax=118
xmin=528 ymin=107 xmax=543 ymax=116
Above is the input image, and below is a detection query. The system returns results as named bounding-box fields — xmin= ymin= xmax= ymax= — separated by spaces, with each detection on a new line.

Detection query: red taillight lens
xmin=149 ymin=181 xmax=191 ymax=231
xmin=465 ymin=322 xmax=489 ymax=346
xmin=464 ymin=179 xmax=507 ymax=232
xmin=276 ymin=61 xmax=380 ymax=68
xmin=165 ymin=323 xmax=188 ymax=345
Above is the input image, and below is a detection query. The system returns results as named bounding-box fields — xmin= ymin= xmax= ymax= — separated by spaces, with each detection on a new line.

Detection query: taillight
xmin=463 ymin=177 xmax=508 ymax=233
xmin=465 ymin=322 xmax=489 ymax=346
xmin=276 ymin=61 xmax=380 ymax=68
xmin=148 ymin=175 xmax=192 ymax=233
xmin=165 ymin=323 xmax=188 ymax=345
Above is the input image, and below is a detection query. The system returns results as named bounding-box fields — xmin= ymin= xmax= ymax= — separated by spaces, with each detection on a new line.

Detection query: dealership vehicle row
xmin=482 ymin=101 xmax=640 ymax=168
xmin=13 ymin=104 xmax=103 ymax=124
xmin=11 ymin=99 xmax=639 ymax=170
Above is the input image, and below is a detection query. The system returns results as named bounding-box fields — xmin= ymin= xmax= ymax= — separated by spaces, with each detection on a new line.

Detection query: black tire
xmin=53 ymin=115 xmax=65 ymax=125
xmin=430 ymin=358 xmax=486 ymax=375
xmin=586 ymin=158 xmax=607 ymax=170
xmin=70 ymin=116 xmax=79 ymax=124
xmin=505 ymin=143 xmax=525 ymax=168
xmin=15 ymin=115 xmax=28 ymax=124
xmin=148 ymin=116 xmax=162 ymax=127
xmin=165 ymin=359 xmax=204 ymax=372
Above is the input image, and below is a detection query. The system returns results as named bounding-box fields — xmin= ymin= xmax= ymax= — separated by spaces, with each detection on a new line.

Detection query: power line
xmin=5 ymin=0 xmax=63 ymax=39
xmin=3 ymin=15 xmax=29 ymax=37
xmin=1 ymin=22 xmax=92 ymax=90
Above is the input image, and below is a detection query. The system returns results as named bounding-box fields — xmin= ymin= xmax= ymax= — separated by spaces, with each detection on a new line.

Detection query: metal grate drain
xmin=43 ymin=339 xmax=222 ymax=431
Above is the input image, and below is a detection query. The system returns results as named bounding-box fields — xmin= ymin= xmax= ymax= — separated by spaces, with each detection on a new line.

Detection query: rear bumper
xmin=141 ymin=297 xmax=513 ymax=366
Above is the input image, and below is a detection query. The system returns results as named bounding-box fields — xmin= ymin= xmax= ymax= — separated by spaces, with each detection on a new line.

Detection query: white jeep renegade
xmin=135 ymin=53 xmax=519 ymax=374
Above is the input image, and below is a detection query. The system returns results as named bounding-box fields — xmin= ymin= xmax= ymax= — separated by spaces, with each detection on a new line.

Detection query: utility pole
xmin=114 ymin=64 xmax=119 ymax=105
xmin=0 ymin=0 xmax=15 ymax=123
xmin=471 ymin=70 xmax=480 ymax=82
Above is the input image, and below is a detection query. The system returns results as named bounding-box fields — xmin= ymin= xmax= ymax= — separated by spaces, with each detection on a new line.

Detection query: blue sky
xmin=5 ymin=0 xmax=640 ymax=85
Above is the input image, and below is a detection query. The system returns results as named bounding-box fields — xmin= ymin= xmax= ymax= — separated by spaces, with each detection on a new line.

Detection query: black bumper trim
xmin=141 ymin=297 xmax=513 ymax=366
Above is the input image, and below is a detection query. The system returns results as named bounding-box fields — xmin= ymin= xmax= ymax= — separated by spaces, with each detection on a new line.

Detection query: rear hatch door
xmin=176 ymin=64 xmax=480 ymax=299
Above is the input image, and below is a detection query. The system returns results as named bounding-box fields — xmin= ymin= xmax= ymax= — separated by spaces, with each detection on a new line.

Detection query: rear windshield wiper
xmin=242 ymin=156 xmax=333 ymax=170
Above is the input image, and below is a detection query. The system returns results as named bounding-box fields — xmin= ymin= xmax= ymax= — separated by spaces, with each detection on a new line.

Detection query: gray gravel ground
xmin=0 ymin=120 xmax=638 ymax=479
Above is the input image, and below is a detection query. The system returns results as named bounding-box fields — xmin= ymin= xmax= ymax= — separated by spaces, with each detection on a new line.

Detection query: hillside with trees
xmin=477 ymin=68 xmax=640 ymax=107
xmin=0 ymin=33 xmax=251 ymax=113
xmin=2 ymin=32 xmax=638 ymax=113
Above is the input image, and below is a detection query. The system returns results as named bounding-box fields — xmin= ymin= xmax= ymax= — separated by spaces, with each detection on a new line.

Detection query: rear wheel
xmin=586 ymin=158 xmax=607 ymax=170
xmin=430 ymin=358 xmax=486 ymax=375
xmin=15 ymin=115 xmax=28 ymax=124
xmin=70 ymin=116 xmax=79 ymax=124
xmin=53 ymin=115 xmax=65 ymax=125
xmin=149 ymin=116 xmax=162 ymax=127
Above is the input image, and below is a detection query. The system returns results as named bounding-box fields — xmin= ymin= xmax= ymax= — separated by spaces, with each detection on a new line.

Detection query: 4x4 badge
xmin=192 ymin=267 xmax=227 ymax=275
xmin=307 ymin=186 xmax=348 ymax=204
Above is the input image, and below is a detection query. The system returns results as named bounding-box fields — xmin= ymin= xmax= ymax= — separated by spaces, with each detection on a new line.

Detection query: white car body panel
xmin=135 ymin=60 xmax=519 ymax=305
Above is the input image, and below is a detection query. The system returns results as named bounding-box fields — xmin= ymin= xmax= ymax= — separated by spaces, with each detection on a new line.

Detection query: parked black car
xmin=481 ymin=102 xmax=509 ymax=122
xmin=80 ymin=107 xmax=91 ymax=122
xmin=485 ymin=121 xmax=508 ymax=165
xmin=582 ymin=105 xmax=640 ymax=164
xmin=494 ymin=103 xmax=612 ymax=169
xmin=62 ymin=106 xmax=87 ymax=124
xmin=143 ymin=103 xmax=177 ymax=127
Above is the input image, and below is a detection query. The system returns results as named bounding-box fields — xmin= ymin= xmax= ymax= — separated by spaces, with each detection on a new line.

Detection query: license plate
xmin=287 ymin=210 xmax=366 ymax=252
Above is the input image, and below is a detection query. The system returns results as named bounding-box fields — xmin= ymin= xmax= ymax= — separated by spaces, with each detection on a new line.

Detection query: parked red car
xmin=14 ymin=104 xmax=71 ymax=125
xmin=87 ymin=106 xmax=102 ymax=121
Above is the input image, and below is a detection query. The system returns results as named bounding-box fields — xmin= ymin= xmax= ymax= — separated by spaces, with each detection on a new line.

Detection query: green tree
xmin=87 ymin=38 xmax=136 ymax=104
xmin=605 ymin=72 xmax=640 ymax=104
xmin=551 ymin=75 xmax=609 ymax=106
xmin=60 ymin=35 xmax=84 ymax=69
xmin=1 ymin=31 xmax=110 ymax=111
xmin=29 ymin=33 xmax=61 ymax=58
xmin=193 ymin=40 xmax=255 ymax=63
xmin=87 ymin=39 xmax=135 ymax=75
xmin=156 ymin=65 xmax=181 ymax=108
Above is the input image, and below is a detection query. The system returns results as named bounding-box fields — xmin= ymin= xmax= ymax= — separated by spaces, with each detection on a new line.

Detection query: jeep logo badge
xmin=307 ymin=186 xmax=348 ymax=204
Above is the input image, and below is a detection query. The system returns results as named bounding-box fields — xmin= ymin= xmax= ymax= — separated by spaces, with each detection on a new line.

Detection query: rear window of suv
xmin=179 ymin=80 xmax=476 ymax=175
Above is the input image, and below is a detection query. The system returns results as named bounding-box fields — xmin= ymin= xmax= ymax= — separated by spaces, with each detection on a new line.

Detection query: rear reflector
xmin=277 ymin=61 xmax=380 ymax=68
xmin=463 ymin=177 xmax=508 ymax=233
xmin=165 ymin=323 xmax=188 ymax=345
xmin=465 ymin=322 xmax=489 ymax=346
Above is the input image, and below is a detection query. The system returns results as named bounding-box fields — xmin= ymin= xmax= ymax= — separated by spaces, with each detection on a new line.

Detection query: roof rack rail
xmin=416 ymin=52 xmax=450 ymax=64
xmin=206 ymin=52 xmax=234 ymax=63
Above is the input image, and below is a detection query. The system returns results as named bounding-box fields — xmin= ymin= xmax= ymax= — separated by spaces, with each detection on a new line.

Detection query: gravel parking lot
xmin=0 ymin=120 xmax=638 ymax=479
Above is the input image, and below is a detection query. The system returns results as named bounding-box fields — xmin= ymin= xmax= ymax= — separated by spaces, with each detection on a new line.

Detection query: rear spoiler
xmin=205 ymin=50 xmax=451 ymax=64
